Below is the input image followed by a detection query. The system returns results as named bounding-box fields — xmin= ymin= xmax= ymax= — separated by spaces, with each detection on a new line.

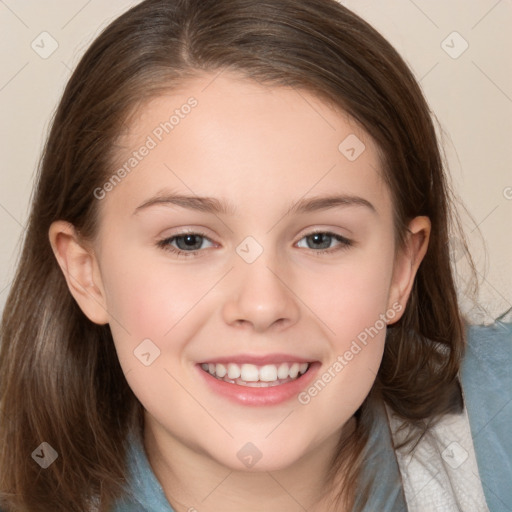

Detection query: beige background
xmin=0 ymin=0 xmax=511 ymax=322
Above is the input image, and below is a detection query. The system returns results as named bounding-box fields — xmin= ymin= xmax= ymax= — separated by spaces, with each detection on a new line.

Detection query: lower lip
xmin=195 ymin=362 xmax=321 ymax=406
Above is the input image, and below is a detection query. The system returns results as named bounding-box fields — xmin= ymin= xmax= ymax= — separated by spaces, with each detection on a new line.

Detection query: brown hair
xmin=0 ymin=0 xmax=476 ymax=510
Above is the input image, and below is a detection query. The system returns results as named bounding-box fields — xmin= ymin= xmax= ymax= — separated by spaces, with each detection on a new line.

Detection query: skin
xmin=49 ymin=72 xmax=430 ymax=512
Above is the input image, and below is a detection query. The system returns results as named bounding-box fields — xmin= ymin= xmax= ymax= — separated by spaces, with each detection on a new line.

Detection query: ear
xmin=48 ymin=221 xmax=109 ymax=325
xmin=387 ymin=216 xmax=431 ymax=324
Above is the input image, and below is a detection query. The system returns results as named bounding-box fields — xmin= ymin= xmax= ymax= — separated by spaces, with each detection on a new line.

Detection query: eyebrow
xmin=133 ymin=192 xmax=377 ymax=216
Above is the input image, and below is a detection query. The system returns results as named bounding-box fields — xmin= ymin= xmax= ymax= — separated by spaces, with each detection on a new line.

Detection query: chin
xmin=207 ymin=438 xmax=312 ymax=473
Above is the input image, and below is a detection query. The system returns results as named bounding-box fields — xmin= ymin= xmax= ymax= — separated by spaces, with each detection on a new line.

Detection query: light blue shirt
xmin=112 ymin=319 xmax=512 ymax=511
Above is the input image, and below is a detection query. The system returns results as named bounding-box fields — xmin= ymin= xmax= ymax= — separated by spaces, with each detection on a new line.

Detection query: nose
xmin=222 ymin=253 xmax=301 ymax=333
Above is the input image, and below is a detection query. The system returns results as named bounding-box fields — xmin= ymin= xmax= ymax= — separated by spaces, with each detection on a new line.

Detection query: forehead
xmin=103 ymin=72 xmax=390 ymax=219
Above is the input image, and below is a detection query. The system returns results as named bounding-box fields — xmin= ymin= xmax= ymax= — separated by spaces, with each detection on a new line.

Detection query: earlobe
xmin=387 ymin=216 xmax=431 ymax=323
xmin=48 ymin=221 xmax=109 ymax=325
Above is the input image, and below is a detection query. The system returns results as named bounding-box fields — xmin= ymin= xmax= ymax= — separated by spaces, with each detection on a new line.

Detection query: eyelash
xmin=156 ymin=230 xmax=353 ymax=258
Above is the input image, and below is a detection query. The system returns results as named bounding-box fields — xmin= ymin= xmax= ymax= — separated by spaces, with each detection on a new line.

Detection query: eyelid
xmin=295 ymin=226 xmax=352 ymax=243
xmin=295 ymin=227 xmax=351 ymax=242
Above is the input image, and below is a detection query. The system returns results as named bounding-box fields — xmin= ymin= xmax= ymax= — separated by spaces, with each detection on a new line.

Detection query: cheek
xmin=297 ymin=244 xmax=395 ymax=409
xmin=307 ymin=244 xmax=395 ymax=340
xmin=100 ymin=252 xmax=219 ymax=412
xmin=101 ymin=248 xmax=214 ymax=334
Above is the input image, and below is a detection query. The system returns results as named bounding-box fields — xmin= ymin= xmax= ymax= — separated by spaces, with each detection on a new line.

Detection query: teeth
xmin=260 ymin=364 xmax=278 ymax=382
xmin=240 ymin=364 xmax=260 ymax=382
xmin=215 ymin=363 xmax=227 ymax=378
xmin=227 ymin=363 xmax=241 ymax=379
xmin=289 ymin=363 xmax=300 ymax=379
xmin=200 ymin=361 xmax=310 ymax=384
xmin=277 ymin=363 xmax=289 ymax=379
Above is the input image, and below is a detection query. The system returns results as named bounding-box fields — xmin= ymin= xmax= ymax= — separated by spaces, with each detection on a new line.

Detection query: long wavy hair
xmin=0 ymin=0 xmax=476 ymax=510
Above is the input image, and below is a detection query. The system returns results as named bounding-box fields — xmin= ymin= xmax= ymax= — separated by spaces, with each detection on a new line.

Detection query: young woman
xmin=0 ymin=1 xmax=510 ymax=511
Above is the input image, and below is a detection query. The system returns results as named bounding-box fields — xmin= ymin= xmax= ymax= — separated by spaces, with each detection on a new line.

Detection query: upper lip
xmin=198 ymin=353 xmax=315 ymax=365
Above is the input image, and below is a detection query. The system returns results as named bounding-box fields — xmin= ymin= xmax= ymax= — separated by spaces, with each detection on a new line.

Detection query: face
xmin=54 ymin=72 xmax=427 ymax=473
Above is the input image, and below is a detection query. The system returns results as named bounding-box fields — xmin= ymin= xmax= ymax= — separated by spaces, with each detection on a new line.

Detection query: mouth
xmin=199 ymin=361 xmax=311 ymax=387
xmin=196 ymin=357 xmax=320 ymax=406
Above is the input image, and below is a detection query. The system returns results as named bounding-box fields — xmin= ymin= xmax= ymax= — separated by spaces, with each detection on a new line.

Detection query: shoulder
xmin=460 ymin=318 xmax=512 ymax=510
xmin=461 ymin=319 xmax=512 ymax=425
xmin=463 ymin=318 xmax=512 ymax=371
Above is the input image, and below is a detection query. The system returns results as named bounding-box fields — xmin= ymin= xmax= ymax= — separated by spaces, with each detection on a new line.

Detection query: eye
xmin=156 ymin=230 xmax=353 ymax=259
xmin=156 ymin=231 xmax=215 ymax=258
xmin=296 ymin=231 xmax=352 ymax=254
